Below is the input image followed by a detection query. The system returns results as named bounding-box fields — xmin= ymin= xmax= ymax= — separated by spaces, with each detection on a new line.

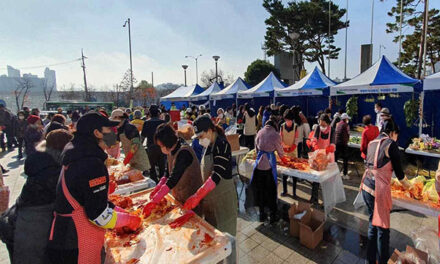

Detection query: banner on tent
xmin=331 ymin=84 xmax=414 ymax=96
xmin=275 ymin=89 xmax=322 ymax=97
xmin=237 ymin=92 xmax=271 ymax=99
xmin=210 ymin=94 xmax=235 ymax=100
xmin=189 ymin=101 xmax=210 ymax=108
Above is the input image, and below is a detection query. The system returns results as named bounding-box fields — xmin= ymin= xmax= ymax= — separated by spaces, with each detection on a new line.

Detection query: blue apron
xmin=251 ymin=150 xmax=278 ymax=184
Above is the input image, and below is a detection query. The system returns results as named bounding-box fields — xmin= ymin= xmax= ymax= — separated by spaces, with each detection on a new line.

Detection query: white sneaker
xmin=342 ymin=174 xmax=351 ymax=180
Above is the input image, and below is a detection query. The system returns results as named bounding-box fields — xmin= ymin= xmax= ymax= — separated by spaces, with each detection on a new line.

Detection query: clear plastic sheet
xmin=410 ymin=227 xmax=440 ymax=264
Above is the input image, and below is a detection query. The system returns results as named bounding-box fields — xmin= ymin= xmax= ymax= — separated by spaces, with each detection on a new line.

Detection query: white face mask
xmin=218 ymin=113 xmax=224 ymax=118
xmin=18 ymin=116 xmax=25 ymax=120
xmin=199 ymin=137 xmax=211 ymax=148
xmin=375 ymin=109 xmax=380 ymax=114
xmin=320 ymin=126 xmax=327 ymax=132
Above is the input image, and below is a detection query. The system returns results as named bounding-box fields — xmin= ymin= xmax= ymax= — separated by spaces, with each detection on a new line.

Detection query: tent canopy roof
xmin=331 ymin=56 xmax=419 ymax=95
xmin=275 ymin=66 xmax=335 ymax=96
xmin=191 ymin=82 xmax=223 ymax=101
xmin=424 ymin=71 xmax=440 ymax=91
xmin=238 ymin=72 xmax=286 ymax=98
xmin=160 ymin=84 xmax=204 ymax=101
xmin=211 ymin=77 xmax=249 ymax=99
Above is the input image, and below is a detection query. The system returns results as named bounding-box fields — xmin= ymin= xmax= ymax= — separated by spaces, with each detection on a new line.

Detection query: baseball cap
xmin=110 ymin=109 xmax=124 ymax=120
xmin=192 ymin=115 xmax=213 ymax=139
xmin=380 ymin=108 xmax=390 ymax=116
xmin=76 ymin=112 xmax=119 ymax=135
xmin=341 ymin=113 xmax=350 ymax=120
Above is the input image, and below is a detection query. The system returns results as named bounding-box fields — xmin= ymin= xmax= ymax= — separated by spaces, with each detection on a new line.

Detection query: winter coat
xmin=14 ymin=119 xmax=27 ymax=139
xmin=24 ymin=126 xmax=43 ymax=156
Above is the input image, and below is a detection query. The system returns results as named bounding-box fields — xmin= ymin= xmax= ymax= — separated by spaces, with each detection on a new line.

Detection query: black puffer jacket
xmin=16 ymin=148 xmax=62 ymax=208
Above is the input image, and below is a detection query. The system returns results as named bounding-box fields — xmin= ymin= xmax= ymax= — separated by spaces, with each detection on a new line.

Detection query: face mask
xmin=18 ymin=116 xmax=24 ymax=120
xmin=218 ymin=114 xmax=224 ymax=118
xmin=199 ymin=137 xmax=211 ymax=148
xmin=102 ymin=131 xmax=117 ymax=147
xmin=320 ymin=126 xmax=327 ymax=132
xmin=375 ymin=109 xmax=379 ymax=114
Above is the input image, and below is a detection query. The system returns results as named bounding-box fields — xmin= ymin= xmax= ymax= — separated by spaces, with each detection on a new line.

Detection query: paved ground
xmin=0 ymin=148 xmax=437 ymax=264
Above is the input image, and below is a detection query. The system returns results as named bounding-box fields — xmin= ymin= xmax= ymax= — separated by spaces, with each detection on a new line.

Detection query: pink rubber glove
xmin=183 ymin=177 xmax=216 ymax=210
xmin=114 ymin=206 xmax=126 ymax=213
xmin=149 ymin=177 xmax=167 ymax=199
xmin=150 ymin=184 xmax=170 ymax=204
xmin=115 ymin=212 xmax=142 ymax=231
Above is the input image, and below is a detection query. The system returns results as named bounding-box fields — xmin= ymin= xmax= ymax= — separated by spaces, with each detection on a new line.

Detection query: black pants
xmin=146 ymin=145 xmax=165 ymax=183
xmin=0 ymin=128 xmax=13 ymax=150
xmin=17 ymin=137 xmax=24 ymax=158
xmin=335 ymin=143 xmax=349 ymax=175
xmin=282 ymin=175 xmax=297 ymax=196
xmin=252 ymin=168 xmax=277 ymax=215
xmin=362 ymin=190 xmax=390 ymax=264
xmin=243 ymin=135 xmax=255 ymax=150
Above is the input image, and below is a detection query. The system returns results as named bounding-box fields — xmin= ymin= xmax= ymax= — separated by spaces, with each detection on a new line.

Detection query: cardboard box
xmin=226 ymin=134 xmax=240 ymax=152
xmin=299 ymin=209 xmax=325 ymax=249
xmin=387 ymin=246 xmax=428 ymax=264
xmin=288 ymin=201 xmax=312 ymax=237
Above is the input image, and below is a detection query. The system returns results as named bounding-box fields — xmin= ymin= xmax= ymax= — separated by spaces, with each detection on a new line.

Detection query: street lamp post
xmin=213 ymin=56 xmax=220 ymax=83
xmin=182 ymin=65 xmax=188 ymax=86
xmin=123 ymin=18 xmax=134 ymax=101
xmin=185 ymin=54 xmax=202 ymax=84
xmin=379 ymin=44 xmax=386 ymax=59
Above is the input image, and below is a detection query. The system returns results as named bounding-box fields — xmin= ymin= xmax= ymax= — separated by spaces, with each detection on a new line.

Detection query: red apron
xmin=49 ymin=166 xmax=106 ymax=264
xmin=317 ymin=127 xmax=334 ymax=162
xmin=360 ymin=137 xmax=393 ymax=229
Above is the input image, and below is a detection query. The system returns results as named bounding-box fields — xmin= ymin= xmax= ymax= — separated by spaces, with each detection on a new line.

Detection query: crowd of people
xmin=0 ymin=100 xmax=425 ymax=264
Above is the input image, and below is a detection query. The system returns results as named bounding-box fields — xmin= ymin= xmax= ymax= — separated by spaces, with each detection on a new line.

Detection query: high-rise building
xmin=44 ymin=67 xmax=57 ymax=91
xmin=7 ymin=65 xmax=20 ymax=77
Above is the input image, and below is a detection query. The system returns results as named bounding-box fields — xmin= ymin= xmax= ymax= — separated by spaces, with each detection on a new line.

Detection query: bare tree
xmin=43 ymin=79 xmax=55 ymax=102
xmin=200 ymin=69 xmax=234 ymax=87
xmin=14 ymin=77 xmax=33 ymax=111
xmin=119 ymin=69 xmax=137 ymax=106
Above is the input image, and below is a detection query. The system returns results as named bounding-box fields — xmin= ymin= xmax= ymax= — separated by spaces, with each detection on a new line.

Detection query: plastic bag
xmin=308 ymin=149 xmax=330 ymax=171
xmin=410 ymin=227 xmax=440 ymax=264
xmin=353 ymin=191 xmax=366 ymax=209
xmin=0 ymin=171 xmax=9 ymax=213
xmin=225 ymin=125 xmax=237 ymax=136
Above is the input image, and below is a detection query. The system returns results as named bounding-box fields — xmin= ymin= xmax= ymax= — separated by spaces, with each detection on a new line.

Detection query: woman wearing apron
xmin=252 ymin=118 xmax=287 ymax=223
xmin=182 ymin=115 xmax=238 ymax=236
xmin=280 ymin=109 xmax=299 ymax=197
xmin=47 ymin=113 xmax=142 ymax=264
xmin=309 ymin=114 xmax=336 ymax=204
xmin=142 ymin=124 xmax=204 ymax=216
xmin=360 ymin=120 xmax=411 ymax=264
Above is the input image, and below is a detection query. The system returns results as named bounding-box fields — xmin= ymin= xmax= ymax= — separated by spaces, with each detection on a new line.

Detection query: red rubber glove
xmin=115 ymin=212 xmax=142 ymax=231
xmin=289 ymin=144 xmax=297 ymax=153
xmin=183 ymin=177 xmax=216 ymax=210
xmin=311 ymin=140 xmax=318 ymax=151
xmin=123 ymin=150 xmax=135 ymax=165
xmin=114 ymin=206 xmax=126 ymax=213
xmin=142 ymin=202 xmax=158 ymax=218
xmin=326 ymin=144 xmax=336 ymax=154
xmin=150 ymin=177 xmax=167 ymax=199
xmin=108 ymin=180 xmax=117 ymax=195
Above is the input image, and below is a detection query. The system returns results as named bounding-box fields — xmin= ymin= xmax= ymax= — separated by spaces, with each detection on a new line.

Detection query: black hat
xmin=192 ymin=115 xmax=213 ymax=139
xmin=76 ymin=112 xmax=119 ymax=135
xmin=149 ymin=104 xmax=160 ymax=116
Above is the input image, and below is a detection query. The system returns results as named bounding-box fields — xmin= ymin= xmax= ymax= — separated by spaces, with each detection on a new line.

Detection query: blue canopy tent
xmin=159 ymin=84 xmax=204 ymax=110
xmin=274 ymin=66 xmax=335 ymax=117
xmin=237 ymin=72 xmax=287 ymax=109
xmin=330 ymin=55 xmax=421 ymax=146
xmin=189 ymin=82 xmax=223 ymax=112
xmin=421 ymin=71 xmax=440 ymax=138
xmin=210 ymin=77 xmax=249 ymax=114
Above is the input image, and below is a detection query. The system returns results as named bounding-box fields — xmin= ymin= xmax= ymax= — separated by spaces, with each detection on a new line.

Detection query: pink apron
xmin=317 ymin=127 xmax=335 ymax=162
xmin=49 ymin=166 xmax=106 ymax=264
xmin=360 ymin=137 xmax=393 ymax=229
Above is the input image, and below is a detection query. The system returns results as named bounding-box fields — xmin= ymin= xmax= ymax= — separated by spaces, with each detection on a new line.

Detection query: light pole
xmin=289 ymin=32 xmax=300 ymax=83
xmin=344 ymin=0 xmax=348 ymax=81
xmin=370 ymin=0 xmax=375 ymax=62
xmin=379 ymin=44 xmax=386 ymax=59
xmin=213 ymin=56 xmax=220 ymax=83
xmin=328 ymin=0 xmax=332 ymax=77
xmin=182 ymin=65 xmax=188 ymax=86
xmin=398 ymin=0 xmax=403 ymax=67
xmin=185 ymin=54 xmax=202 ymax=84
xmin=123 ymin=18 xmax=133 ymax=101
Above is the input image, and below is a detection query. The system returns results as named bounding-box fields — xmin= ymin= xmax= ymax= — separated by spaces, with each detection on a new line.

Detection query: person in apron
xmin=359 ymin=120 xmax=411 ymax=264
xmin=280 ymin=109 xmax=300 ymax=198
xmin=111 ymin=110 xmax=151 ymax=173
xmin=309 ymin=114 xmax=336 ymax=204
xmin=47 ymin=112 xmax=142 ymax=264
xmin=182 ymin=115 xmax=238 ymax=236
xmin=142 ymin=124 xmax=204 ymax=216
xmin=251 ymin=118 xmax=287 ymax=223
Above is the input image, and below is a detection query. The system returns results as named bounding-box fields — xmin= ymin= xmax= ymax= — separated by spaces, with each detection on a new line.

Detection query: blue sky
xmin=1 ymin=0 xmax=439 ymax=90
